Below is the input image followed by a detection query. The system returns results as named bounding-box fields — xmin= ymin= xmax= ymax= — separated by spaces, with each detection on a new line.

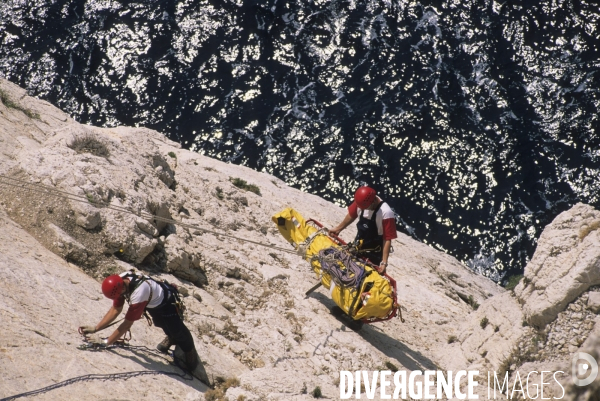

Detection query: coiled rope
xmin=0 ymin=174 xmax=295 ymax=255
xmin=0 ymin=345 xmax=194 ymax=401
xmin=317 ymin=247 xmax=366 ymax=290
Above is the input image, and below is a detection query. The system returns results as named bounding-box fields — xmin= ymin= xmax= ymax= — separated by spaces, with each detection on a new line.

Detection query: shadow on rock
xmin=106 ymin=345 xmax=209 ymax=392
xmin=311 ymin=291 xmax=437 ymax=372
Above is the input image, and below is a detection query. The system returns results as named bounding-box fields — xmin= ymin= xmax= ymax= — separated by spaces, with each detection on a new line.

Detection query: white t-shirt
xmin=120 ymin=272 xmax=165 ymax=308
xmin=115 ymin=272 xmax=165 ymax=308
xmin=114 ymin=273 xmax=166 ymax=321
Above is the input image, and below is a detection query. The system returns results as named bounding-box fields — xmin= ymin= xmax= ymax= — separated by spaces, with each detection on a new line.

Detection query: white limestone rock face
xmin=513 ymin=316 xmax=600 ymax=401
xmin=453 ymin=292 xmax=524 ymax=372
xmin=515 ymin=203 xmax=600 ymax=327
xmin=163 ymin=232 xmax=208 ymax=286
xmin=47 ymin=222 xmax=89 ymax=264
xmin=565 ymin=319 xmax=600 ymax=400
xmin=4 ymin=77 xmax=598 ymax=401
xmin=587 ymin=292 xmax=600 ymax=314
xmin=74 ymin=207 xmax=101 ymax=230
xmin=0 ymin=208 xmax=213 ymax=400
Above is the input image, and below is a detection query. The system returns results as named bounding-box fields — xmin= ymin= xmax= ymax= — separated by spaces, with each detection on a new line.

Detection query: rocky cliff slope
xmin=1 ymin=78 xmax=599 ymax=400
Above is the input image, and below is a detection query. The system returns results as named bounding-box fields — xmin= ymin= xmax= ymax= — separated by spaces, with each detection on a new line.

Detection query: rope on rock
xmin=0 ymin=174 xmax=296 ymax=255
xmin=295 ymin=228 xmax=327 ymax=259
xmin=0 ymin=345 xmax=193 ymax=401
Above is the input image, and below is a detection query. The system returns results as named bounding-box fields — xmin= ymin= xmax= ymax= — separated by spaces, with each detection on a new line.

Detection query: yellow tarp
xmin=272 ymin=208 xmax=394 ymax=320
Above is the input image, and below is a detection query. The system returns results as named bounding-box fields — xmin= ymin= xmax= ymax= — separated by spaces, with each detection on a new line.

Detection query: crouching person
xmin=79 ymin=272 xmax=199 ymax=371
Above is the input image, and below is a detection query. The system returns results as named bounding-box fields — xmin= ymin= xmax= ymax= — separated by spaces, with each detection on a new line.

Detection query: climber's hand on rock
xmin=86 ymin=334 xmax=107 ymax=347
xmin=79 ymin=325 xmax=97 ymax=335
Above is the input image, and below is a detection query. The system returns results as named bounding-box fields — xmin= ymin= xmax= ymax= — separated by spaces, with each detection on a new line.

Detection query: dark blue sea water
xmin=1 ymin=0 xmax=599 ymax=282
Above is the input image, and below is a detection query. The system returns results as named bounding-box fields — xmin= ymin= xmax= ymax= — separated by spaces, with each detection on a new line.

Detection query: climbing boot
xmin=156 ymin=336 xmax=173 ymax=354
xmin=185 ymin=349 xmax=199 ymax=371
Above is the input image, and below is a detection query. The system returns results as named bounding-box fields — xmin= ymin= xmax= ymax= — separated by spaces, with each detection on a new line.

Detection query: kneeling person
xmin=79 ymin=272 xmax=198 ymax=370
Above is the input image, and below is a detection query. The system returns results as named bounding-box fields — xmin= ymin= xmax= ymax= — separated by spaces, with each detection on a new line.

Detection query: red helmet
xmin=102 ymin=275 xmax=124 ymax=299
xmin=354 ymin=186 xmax=377 ymax=209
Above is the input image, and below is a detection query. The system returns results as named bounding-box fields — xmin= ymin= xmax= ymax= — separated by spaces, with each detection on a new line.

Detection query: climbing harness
xmin=351 ymin=201 xmax=386 ymax=264
xmin=0 ymin=174 xmax=296 ymax=255
xmin=123 ymin=272 xmax=155 ymax=326
xmin=122 ymin=271 xmax=187 ymax=325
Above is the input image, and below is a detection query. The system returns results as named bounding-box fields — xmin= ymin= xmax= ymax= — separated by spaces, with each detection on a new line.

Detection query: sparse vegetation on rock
xmin=0 ymin=88 xmax=40 ymax=119
xmin=0 ymin=79 xmax=598 ymax=401
xmin=504 ymin=274 xmax=523 ymax=291
xmin=230 ymin=177 xmax=261 ymax=196
xmin=68 ymin=133 xmax=110 ymax=158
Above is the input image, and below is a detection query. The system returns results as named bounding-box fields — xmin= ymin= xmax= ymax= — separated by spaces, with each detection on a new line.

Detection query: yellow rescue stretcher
xmin=272 ymin=208 xmax=402 ymax=323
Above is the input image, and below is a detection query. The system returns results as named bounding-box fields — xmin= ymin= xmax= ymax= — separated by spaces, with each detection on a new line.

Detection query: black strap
xmin=360 ymin=200 xmax=384 ymax=219
xmin=352 ymin=281 xmax=375 ymax=316
xmin=123 ymin=273 xmax=184 ymax=319
xmin=348 ymin=270 xmax=372 ymax=317
xmin=125 ymin=274 xmax=150 ymax=303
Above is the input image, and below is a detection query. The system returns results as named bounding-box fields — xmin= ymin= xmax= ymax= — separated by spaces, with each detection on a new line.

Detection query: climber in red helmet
xmin=78 ymin=272 xmax=200 ymax=373
xmin=329 ymin=186 xmax=397 ymax=273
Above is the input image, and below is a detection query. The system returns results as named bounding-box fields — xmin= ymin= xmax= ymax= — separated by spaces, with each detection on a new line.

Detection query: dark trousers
xmin=147 ymin=296 xmax=195 ymax=353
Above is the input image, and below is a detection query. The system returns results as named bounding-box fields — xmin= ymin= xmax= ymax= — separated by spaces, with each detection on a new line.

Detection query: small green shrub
xmin=468 ymin=295 xmax=480 ymax=310
xmin=494 ymin=325 xmax=500 ymax=332
xmin=230 ymin=177 xmax=261 ymax=196
xmin=204 ymin=389 xmax=224 ymax=401
xmin=385 ymin=361 xmax=399 ymax=372
xmin=448 ymin=335 xmax=458 ymax=344
xmin=68 ymin=133 xmax=110 ymax=157
xmin=198 ymin=321 xmax=215 ymax=337
xmin=497 ymin=342 xmax=538 ymax=379
xmin=0 ymin=89 xmax=19 ymax=110
xmin=168 ymin=151 xmax=176 ymax=159
xmin=312 ymin=386 xmax=322 ymax=398
xmin=204 ymin=377 xmax=240 ymax=401
xmin=480 ymin=317 xmax=489 ymax=329
xmin=0 ymin=89 xmax=40 ymax=119
xmin=504 ymin=274 xmax=524 ymax=291
xmin=224 ymin=377 xmax=240 ymax=389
